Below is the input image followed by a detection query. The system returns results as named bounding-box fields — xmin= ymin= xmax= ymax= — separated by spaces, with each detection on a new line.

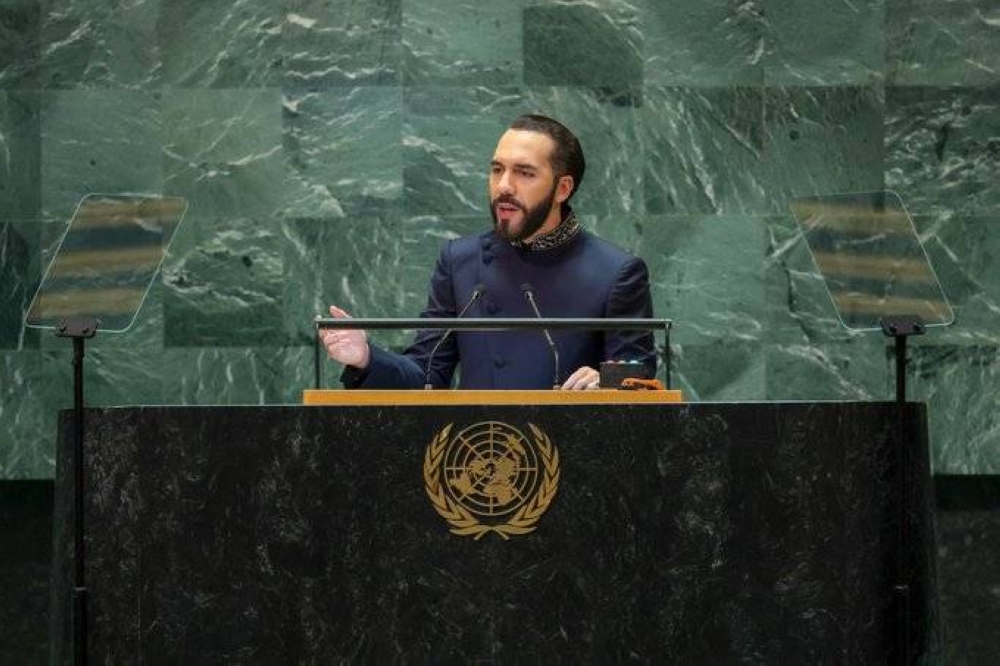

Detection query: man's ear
xmin=555 ymin=175 xmax=574 ymax=204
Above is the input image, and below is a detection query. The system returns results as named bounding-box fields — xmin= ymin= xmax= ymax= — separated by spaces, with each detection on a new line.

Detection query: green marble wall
xmin=2 ymin=0 xmax=999 ymax=478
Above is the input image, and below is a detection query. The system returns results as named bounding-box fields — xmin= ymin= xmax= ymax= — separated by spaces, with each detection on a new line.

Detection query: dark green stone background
xmin=2 ymin=0 xmax=1000 ymax=478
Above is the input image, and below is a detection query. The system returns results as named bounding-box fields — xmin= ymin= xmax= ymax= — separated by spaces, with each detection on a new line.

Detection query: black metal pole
xmin=314 ymin=323 xmax=322 ymax=390
xmin=663 ymin=322 xmax=672 ymax=389
xmin=313 ymin=316 xmax=671 ymax=331
xmin=880 ymin=315 xmax=923 ymax=665
xmin=72 ymin=335 xmax=88 ymax=666
xmin=56 ymin=316 xmax=98 ymax=666
xmin=895 ymin=333 xmax=907 ymax=405
xmin=893 ymin=332 xmax=910 ymax=666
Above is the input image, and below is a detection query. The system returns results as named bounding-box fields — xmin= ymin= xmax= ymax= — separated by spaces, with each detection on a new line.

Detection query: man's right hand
xmin=320 ymin=305 xmax=371 ymax=369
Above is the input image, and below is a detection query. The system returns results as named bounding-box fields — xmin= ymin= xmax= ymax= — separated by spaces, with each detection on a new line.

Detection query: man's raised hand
xmin=320 ymin=305 xmax=371 ymax=369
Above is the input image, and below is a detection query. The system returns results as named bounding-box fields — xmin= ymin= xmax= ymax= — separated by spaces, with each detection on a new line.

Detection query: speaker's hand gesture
xmin=319 ymin=305 xmax=371 ymax=369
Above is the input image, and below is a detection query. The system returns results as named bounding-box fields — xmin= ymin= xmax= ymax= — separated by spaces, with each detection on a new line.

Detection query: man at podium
xmin=322 ymin=114 xmax=655 ymax=390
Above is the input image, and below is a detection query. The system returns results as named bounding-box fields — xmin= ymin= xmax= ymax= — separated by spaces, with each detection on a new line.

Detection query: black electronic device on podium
xmin=23 ymin=194 xmax=188 ymax=666
xmin=790 ymin=190 xmax=954 ymax=665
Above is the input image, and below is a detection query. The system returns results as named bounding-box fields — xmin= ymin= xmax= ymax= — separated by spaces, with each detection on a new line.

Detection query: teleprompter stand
xmin=55 ymin=316 xmax=100 ymax=666
xmin=791 ymin=191 xmax=953 ymax=664
xmin=22 ymin=194 xmax=188 ymax=665
xmin=880 ymin=314 xmax=926 ymax=666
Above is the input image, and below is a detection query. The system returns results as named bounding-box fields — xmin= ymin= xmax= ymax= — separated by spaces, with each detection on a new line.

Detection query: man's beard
xmin=490 ymin=180 xmax=558 ymax=243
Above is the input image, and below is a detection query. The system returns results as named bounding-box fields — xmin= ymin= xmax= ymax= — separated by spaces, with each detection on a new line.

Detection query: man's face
xmin=488 ymin=129 xmax=569 ymax=243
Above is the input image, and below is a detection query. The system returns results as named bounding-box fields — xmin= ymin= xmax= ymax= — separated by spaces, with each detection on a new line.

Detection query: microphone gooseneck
xmin=424 ymin=284 xmax=486 ymax=389
xmin=520 ymin=283 xmax=560 ymax=389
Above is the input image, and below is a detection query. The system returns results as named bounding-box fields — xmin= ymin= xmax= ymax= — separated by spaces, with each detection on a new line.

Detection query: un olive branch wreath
xmin=423 ymin=423 xmax=560 ymax=540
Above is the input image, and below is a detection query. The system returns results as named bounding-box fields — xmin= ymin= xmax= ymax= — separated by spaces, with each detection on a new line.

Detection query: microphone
xmin=424 ymin=283 xmax=486 ymax=389
xmin=520 ymin=283 xmax=560 ymax=389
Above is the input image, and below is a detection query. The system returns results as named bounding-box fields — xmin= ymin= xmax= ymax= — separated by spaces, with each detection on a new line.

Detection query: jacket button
xmin=482 ymin=252 xmax=493 ymax=265
xmin=494 ymin=357 xmax=505 ymax=368
xmin=486 ymin=302 xmax=499 ymax=314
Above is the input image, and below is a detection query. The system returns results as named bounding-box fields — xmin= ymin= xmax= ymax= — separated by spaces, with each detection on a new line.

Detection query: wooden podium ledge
xmin=302 ymin=389 xmax=683 ymax=406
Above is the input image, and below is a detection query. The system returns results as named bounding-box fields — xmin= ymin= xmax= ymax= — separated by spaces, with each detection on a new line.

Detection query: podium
xmin=51 ymin=395 xmax=937 ymax=663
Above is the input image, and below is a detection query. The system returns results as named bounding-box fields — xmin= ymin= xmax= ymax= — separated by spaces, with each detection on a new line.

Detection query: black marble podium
xmin=52 ymin=400 xmax=937 ymax=664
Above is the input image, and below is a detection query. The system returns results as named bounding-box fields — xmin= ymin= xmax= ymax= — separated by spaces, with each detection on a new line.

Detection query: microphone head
xmin=472 ymin=283 xmax=486 ymax=297
xmin=519 ymin=282 xmax=534 ymax=294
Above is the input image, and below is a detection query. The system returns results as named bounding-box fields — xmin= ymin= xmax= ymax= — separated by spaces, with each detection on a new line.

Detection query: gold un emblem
xmin=423 ymin=421 xmax=560 ymax=540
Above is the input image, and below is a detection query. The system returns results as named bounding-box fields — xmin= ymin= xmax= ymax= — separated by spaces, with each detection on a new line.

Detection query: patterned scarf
xmin=510 ymin=210 xmax=581 ymax=251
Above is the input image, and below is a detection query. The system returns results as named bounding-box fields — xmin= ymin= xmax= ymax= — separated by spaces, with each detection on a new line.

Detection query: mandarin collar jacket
xmin=341 ymin=228 xmax=655 ymax=390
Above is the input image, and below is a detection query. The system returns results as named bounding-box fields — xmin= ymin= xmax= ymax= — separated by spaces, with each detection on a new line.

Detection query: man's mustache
xmin=492 ymin=195 xmax=525 ymax=210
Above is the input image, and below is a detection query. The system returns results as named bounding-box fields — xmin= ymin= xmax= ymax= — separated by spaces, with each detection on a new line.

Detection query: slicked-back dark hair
xmin=508 ymin=114 xmax=585 ymax=213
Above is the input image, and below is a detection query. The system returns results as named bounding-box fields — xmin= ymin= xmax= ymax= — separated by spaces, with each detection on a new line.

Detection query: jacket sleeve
xmin=340 ymin=241 xmax=459 ymax=389
xmin=603 ymin=256 xmax=657 ymax=377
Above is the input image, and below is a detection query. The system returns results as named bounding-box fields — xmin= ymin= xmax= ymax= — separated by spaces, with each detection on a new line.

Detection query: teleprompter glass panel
xmin=789 ymin=191 xmax=953 ymax=332
xmin=24 ymin=194 xmax=187 ymax=333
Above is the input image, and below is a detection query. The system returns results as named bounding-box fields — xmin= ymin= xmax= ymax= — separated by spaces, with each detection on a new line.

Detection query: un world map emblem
xmin=423 ymin=421 xmax=560 ymax=540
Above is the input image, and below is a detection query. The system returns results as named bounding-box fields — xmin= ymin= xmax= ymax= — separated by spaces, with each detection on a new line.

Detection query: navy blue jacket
xmin=342 ymin=228 xmax=655 ymax=389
